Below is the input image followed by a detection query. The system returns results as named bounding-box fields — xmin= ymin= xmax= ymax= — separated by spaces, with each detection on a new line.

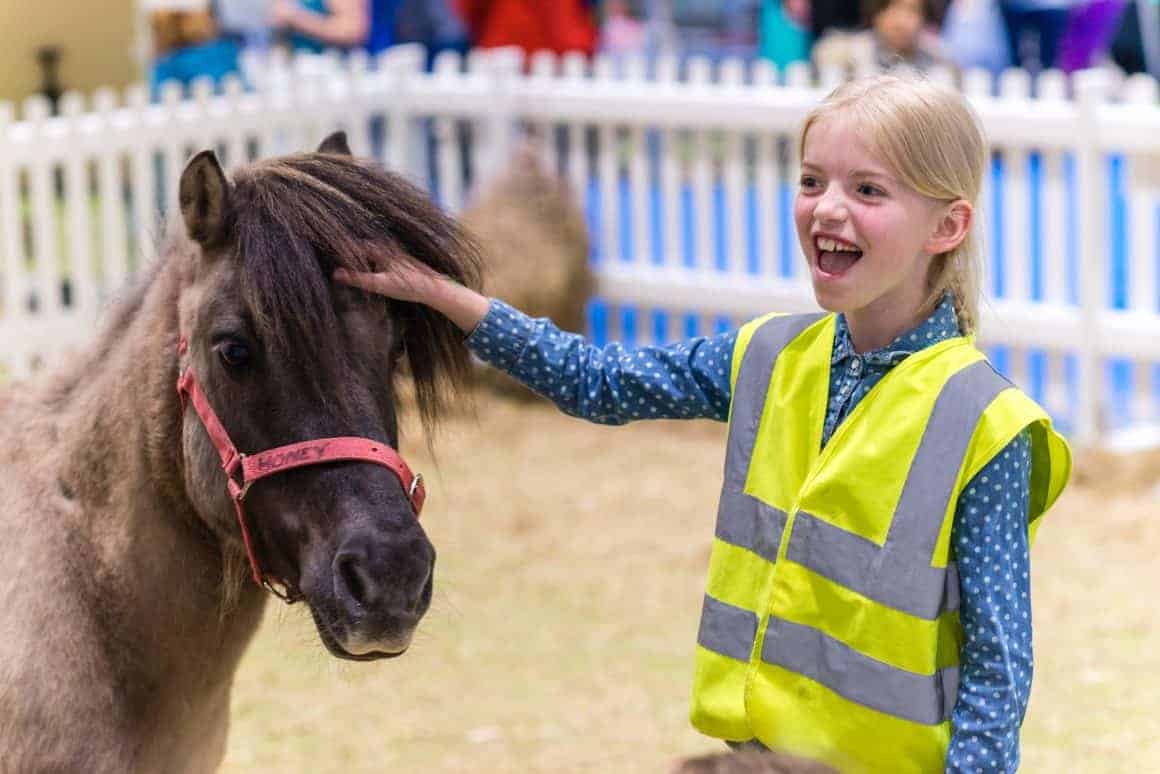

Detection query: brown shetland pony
xmin=0 ymin=133 xmax=479 ymax=773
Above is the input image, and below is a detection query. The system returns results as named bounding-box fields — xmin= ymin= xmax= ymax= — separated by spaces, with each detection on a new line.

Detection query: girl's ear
xmin=925 ymin=200 xmax=972 ymax=255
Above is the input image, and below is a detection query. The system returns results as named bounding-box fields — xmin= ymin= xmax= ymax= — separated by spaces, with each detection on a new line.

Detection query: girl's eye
xmin=800 ymin=176 xmax=820 ymax=190
xmin=217 ymin=340 xmax=252 ymax=369
xmin=857 ymin=183 xmax=885 ymax=197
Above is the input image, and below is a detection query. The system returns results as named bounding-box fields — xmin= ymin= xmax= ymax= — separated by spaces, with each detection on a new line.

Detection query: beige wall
xmin=0 ymin=0 xmax=139 ymax=105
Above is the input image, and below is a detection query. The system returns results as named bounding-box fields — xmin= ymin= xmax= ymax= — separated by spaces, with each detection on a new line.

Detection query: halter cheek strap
xmin=176 ymin=337 xmax=426 ymax=603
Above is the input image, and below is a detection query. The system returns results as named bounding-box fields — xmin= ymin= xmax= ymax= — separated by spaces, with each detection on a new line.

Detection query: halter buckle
xmin=262 ymin=576 xmax=301 ymax=605
xmin=227 ymin=453 xmax=253 ymax=501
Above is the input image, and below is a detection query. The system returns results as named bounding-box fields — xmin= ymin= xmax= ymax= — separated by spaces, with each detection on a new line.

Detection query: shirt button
xmin=849 ymin=356 xmax=863 ymax=375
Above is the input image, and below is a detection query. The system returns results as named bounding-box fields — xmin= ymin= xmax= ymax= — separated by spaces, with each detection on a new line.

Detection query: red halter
xmin=176 ymin=338 xmax=426 ymax=603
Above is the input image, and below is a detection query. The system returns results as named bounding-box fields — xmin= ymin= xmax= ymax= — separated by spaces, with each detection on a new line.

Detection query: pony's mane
xmin=207 ymin=152 xmax=481 ymax=429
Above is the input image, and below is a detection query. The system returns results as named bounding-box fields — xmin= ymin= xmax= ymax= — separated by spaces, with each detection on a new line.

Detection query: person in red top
xmin=455 ymin=0 xmax=598 ymax=55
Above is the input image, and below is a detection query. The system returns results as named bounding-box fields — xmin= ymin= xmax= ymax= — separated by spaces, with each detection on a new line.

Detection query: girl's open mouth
xmin=815 ymin=236 xmax=863 ymax=276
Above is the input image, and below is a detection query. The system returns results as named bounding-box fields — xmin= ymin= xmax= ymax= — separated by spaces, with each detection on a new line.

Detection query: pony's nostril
xmin=409 ymin=565 xmax=434 ymax=614
xmin=332 ymin=535 xmax=433 ymax=618
xmin=336 ymin=553 xmax=372 ymax=608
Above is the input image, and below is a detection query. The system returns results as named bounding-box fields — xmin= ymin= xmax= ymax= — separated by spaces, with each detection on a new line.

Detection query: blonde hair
xmin=798 ymin=74 xmax=986 ymax=333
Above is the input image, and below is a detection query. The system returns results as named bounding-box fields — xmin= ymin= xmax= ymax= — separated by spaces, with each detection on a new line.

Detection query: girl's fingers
xmin=334 ymin=270 xmax=386 ymax=292
xmin=335 ymin=254 xmax=437 ymax=303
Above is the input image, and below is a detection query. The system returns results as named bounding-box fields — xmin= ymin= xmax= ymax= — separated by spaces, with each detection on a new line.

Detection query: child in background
xmin=148 ymin=7 xmax=242 ymax=99
xmin=813 ymin=0 xmax=949 ymax=75
xmin=336 ymin=75 xmax=1071 ymax=772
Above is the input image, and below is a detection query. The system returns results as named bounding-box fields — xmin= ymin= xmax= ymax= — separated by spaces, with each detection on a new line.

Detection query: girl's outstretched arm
xmin=335 ymin=262 xmax=734 ymax=424
xmin=469 ymin=300 xmax=734 ymax=424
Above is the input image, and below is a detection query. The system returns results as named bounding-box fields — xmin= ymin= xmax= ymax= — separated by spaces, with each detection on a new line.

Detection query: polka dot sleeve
xmin=465 ymin=299 xmax=736 ymax=424
xmin=946 ymin=429 xmax=1034 ymax=774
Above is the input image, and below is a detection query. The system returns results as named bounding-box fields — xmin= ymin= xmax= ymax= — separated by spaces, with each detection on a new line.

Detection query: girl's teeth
xmin=818 ymin=238 xmax=856 ymax=252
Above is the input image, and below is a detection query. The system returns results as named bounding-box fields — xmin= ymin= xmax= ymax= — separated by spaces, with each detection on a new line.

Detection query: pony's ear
xmin=179 ymin=150 xmax=232 ymax=247
xmin=317 ymin=131 xmax=352 ymax=156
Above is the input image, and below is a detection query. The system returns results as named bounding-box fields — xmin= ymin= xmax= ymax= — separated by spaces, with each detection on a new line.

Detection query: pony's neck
xmin=51 ymin=253 xmax=265 ymax=731
xmin=58 ymin=260 xmax=185 ymax=505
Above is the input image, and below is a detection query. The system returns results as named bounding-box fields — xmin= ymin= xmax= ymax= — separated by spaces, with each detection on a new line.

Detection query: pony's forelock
xmin=177 ymin=152 xmax=482 ymax=431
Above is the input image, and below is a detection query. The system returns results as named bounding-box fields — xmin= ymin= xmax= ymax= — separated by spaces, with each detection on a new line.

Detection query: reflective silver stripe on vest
xmin=786 ymin=359 xmax=1013 ymax=619
xmin=716 ymin=492 xmax=787 ymax=564
xmin=715 ymin=313 xmax=825 ymax=559
xmin=698 ymin=594 xmax=759 ymax=662
xmin=761 ymin=617 xmax=959 ymax=725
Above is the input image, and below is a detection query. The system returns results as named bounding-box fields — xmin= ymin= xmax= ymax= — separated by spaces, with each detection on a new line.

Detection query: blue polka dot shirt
xmin=468 ymin=295 xmax=1034 ymax=774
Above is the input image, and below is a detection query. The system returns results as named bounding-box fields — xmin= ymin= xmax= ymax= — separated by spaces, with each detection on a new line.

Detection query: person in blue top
xmin=759 ymin=0 xmax=811 ymax=69
xmin=148 ymin=8 xmax=241 ymax=99
xmin=998 ymin=0 xmax=1076 ymax=71
xmin=271 ymin=0 xmax=370 ymax=52
xmin=335 ymin=74 xmax=1069 ymax=771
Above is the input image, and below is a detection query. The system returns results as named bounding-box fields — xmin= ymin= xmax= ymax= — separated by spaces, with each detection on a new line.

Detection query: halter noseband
xmin=176 ymin=337 xmax=425 ymax=603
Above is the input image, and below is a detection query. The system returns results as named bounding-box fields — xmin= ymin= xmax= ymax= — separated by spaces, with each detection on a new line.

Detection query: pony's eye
xmin=217 ymin=340 xmax=252 ymax=369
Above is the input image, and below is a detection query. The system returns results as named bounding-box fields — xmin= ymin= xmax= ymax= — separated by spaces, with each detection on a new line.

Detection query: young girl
xmin=336 ymin=74 xmax=1071 ymax=773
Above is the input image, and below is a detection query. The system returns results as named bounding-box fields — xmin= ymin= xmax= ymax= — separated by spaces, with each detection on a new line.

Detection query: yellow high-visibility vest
xmin=689 ymin=312 xmax=1071 ymax=773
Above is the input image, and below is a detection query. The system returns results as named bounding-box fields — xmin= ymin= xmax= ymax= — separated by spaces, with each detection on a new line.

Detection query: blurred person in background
xmin=363 ymin=0 xmax=403 ymax=55
xmin=667 ymin=0 xmax=762 ymax=62
xmin=1109 ymin=0 xmax=1160 ymax=77
xmin=601 ymin=0 xmax=649 ymax=56
xmin=808 ymin=0 xmax=863 ymax=37
xmin=270 ymin=0 xmax=370 ymax=52
xmin=813 ymin=0 xmax=948 ymax=75
xmin=809 ymin=0 xmax=948 ymax=36
xmin=455 ymin=0 xmax=599 ymax=56
xmin=997 ymin=0 xmax=1074 ymax=72
xmin=759 ymin=0 xmax=812 ymax=68
xmin=940 ymin=0 xmax=1012 ymax=74
xmin=149 ymin=2 xmax=242 ymax=97
xmin=1056 ymin=0 xmax=1130 ymax=72
xmin=393 ymin=0 xmax=470 ymax=63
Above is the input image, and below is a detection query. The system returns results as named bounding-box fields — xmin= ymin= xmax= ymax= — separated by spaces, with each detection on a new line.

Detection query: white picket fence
xmin=2 ymin=45 xmax=1159 ymax=443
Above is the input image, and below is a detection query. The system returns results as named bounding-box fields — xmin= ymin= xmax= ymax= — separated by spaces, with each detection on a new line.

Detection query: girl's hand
xmin=334 ymin=253 xmax=443 ymax=305
xmin=335 ymin=255 xmax=491 ymax=333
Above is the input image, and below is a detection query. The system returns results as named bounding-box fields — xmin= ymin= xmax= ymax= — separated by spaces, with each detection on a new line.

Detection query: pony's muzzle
xmin=328 ymin=528 xmax=435 ymax=651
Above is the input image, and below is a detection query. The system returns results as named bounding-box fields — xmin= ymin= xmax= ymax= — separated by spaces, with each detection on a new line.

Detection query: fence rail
xmin=2 ymin=45 xmax=1159 ymax=442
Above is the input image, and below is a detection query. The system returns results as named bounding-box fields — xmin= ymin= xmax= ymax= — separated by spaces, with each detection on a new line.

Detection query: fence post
xmin=60 ymin=92 xmax=97 ymax=318
xmin=1073 ymin=69 xmax=1109 ymax=443
xmin=24 ymin=95 xmax=61 ymax=322
xmin=0 ymin=99 xmax=33 ymax=380
xmin=562 ymin=52 xmax=590 ymax=209
xmin=1123 ymin=75 xmax=1160 ymax=423
xmin=0 ymin=101 xmax=22 ymax=329
xmin=475 ymin=46 xmax=522 ymax=188
xmin=378 ymin=44 xmax=425 ymax=176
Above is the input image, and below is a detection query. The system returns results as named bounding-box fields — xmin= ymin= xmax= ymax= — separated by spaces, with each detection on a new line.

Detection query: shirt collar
xmin=831 ymin=293 xmax=962 ymax=367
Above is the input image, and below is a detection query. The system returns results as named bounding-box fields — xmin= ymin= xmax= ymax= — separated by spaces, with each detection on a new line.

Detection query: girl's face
xmin=793 ymin=115 xmax=948 ymax=339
